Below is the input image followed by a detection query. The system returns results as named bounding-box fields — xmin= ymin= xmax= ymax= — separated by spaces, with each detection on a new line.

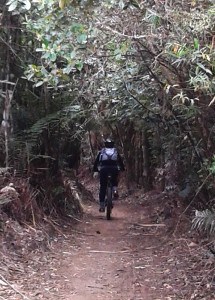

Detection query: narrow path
xmin=1 ymin=197 xmax=215 ymax=300
xmin=44 ymin=199 xmax=169 ymax=300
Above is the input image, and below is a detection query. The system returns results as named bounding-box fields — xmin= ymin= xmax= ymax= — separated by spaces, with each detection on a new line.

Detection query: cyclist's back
xmin=93 ymin=138 xmax=125 ymax=212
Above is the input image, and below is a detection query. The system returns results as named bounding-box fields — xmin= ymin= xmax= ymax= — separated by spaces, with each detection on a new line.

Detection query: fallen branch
xmin=70 ymin=229 xmax=95 ymax=236
xmin=67 ymin=214 xmax=83 ymax=222
xmin=132 ymin=222 xmax=166 ymax=227
xmin=43 ymin=217 xmax=67 ymax=238
xmin=89 ymin=250 xmax=129 ymax=254
xmin=0 ymin=275 xmax=31 ymax=300
xmin=87 ymin=285 xmax=103 ymax=289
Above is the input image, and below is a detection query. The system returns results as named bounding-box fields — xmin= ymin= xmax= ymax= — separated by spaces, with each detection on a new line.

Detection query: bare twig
xmin=0 ymin=80 xmax=16 ymax=85
xmin=89 ymin=250 xmax=129 ymax=254
xmin=131 ymin=222 xmax=166 ymax=227
xmin=0 ymin=275 xmax=31 ymax=300
xmin=43 ymin=217 xmax=67 ymax=238
xmin=0 ymin=36 xmax=24 ymax=63
xmin=70 ymin=229 xmax=95 ymax=236
xmin=67 ymin=214 xmax=83 ymax=222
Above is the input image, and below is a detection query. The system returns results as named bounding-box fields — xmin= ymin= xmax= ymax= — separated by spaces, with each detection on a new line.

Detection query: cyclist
xmin=93 ymin=138 xmax=125 ymax=212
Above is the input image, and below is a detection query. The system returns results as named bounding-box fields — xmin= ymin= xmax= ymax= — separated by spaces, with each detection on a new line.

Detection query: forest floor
xmin=0 ymin=177 xmax=215 ymax=300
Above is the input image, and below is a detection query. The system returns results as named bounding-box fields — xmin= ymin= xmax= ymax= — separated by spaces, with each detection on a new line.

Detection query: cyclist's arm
xmin=117 ymin=153 xmax=125 ymax=171
xmin=93 ymin=152 xmax=101 ymax=172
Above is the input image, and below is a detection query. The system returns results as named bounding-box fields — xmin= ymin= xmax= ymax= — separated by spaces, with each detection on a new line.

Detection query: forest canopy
xmin=0 ymin=0 xmax=215 ymax=228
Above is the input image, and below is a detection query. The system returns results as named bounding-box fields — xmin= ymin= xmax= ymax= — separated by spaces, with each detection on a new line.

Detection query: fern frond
xmin=192 ymin=209 xmax=215 ymax=235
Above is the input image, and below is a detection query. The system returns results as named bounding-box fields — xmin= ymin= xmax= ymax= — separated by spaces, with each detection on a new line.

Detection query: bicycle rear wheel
xmin=106 ymin=185 xmax=112 ymax=220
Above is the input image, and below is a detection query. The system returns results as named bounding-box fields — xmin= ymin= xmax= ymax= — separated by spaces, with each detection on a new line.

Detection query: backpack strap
xmin=99 ymin=148 xmax=105 ymax=162
xmin=99 ymin=148 xmax=117 ymax=161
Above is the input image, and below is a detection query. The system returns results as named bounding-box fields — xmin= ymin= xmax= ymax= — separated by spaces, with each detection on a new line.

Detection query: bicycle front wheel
xmin=106 ymin=186 xmax=112 ymax=220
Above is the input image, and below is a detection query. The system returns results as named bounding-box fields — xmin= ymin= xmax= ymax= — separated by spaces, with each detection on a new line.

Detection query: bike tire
xmin=106 ymin=185 xmax=112 ymax=220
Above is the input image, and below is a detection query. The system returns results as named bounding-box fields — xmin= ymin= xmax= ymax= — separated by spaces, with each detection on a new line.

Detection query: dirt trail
xmin=1 ymin=195 xmax=215 ymax=300
xmin=58 ymin=201 xmax=155 ymax=300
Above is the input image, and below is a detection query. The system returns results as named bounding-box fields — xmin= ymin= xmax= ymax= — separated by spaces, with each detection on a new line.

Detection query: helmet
xmin=104 ymin=138 xmax=114 ymax=148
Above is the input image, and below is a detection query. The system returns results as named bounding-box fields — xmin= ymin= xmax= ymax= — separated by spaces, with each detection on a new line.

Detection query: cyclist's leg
xmin=99 ymin=168 xmax=108 ymax=211
xmin=111 ymin=168 xmax=119 ymax=199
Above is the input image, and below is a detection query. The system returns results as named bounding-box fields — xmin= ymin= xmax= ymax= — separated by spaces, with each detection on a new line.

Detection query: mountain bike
xmin=106 ymin=174 xmax=113 ymax=220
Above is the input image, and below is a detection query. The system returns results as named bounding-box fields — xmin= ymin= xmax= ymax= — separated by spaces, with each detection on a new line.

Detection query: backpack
xmin=99 ymin=148 xmax=118 ymax=162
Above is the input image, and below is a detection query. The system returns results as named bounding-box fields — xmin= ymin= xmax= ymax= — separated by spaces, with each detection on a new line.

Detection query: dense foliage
xmin=1 ymin=0 xmax=215 ymax=229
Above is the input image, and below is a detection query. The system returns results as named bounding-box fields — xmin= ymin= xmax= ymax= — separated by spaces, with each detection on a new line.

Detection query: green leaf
xmin=21 ymin=0 xmax=31 ymax=10
xmin=196 ymin=63 xmax=212 ymax=75
xmin=6 ymin=0 xmax=15 ymax=5
xmin=34 ymin=81 xmax=44 ymax=87
xmin=130 ymin=0 xmax=140 ymax=9
xmin=193 ymin=38 xmax=199 ymax=50
xmin=36 ymin=48 xmax=44 ymax=52
xmin=177 ymin=47 xmax=187 ymax=57
xmin=42 ymin=52 xmax=51 ymax=59
xmin=71 ymin=23 xmax=83 ymax=33
xmin=119 ymin=0 xmax=125 ymax=9
xmin=42 ymin=39 xmax=49 ymax=48
xmin=70 ymin=51 xmax=76 ymax=59
xmin=7 ymin=0 xmax=18 ymax=11
xmin=49 ymin=52 xmax=57 ymax=62
xmin=70 ymin=105 xmax=81 ymax=111
xmin=75 ymin=61 xmax=83 ymax=71
xmin=63 ymin=64 xmax=74 ymax=74
xmin=77 ymin=33 xmax=87 ymax=44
